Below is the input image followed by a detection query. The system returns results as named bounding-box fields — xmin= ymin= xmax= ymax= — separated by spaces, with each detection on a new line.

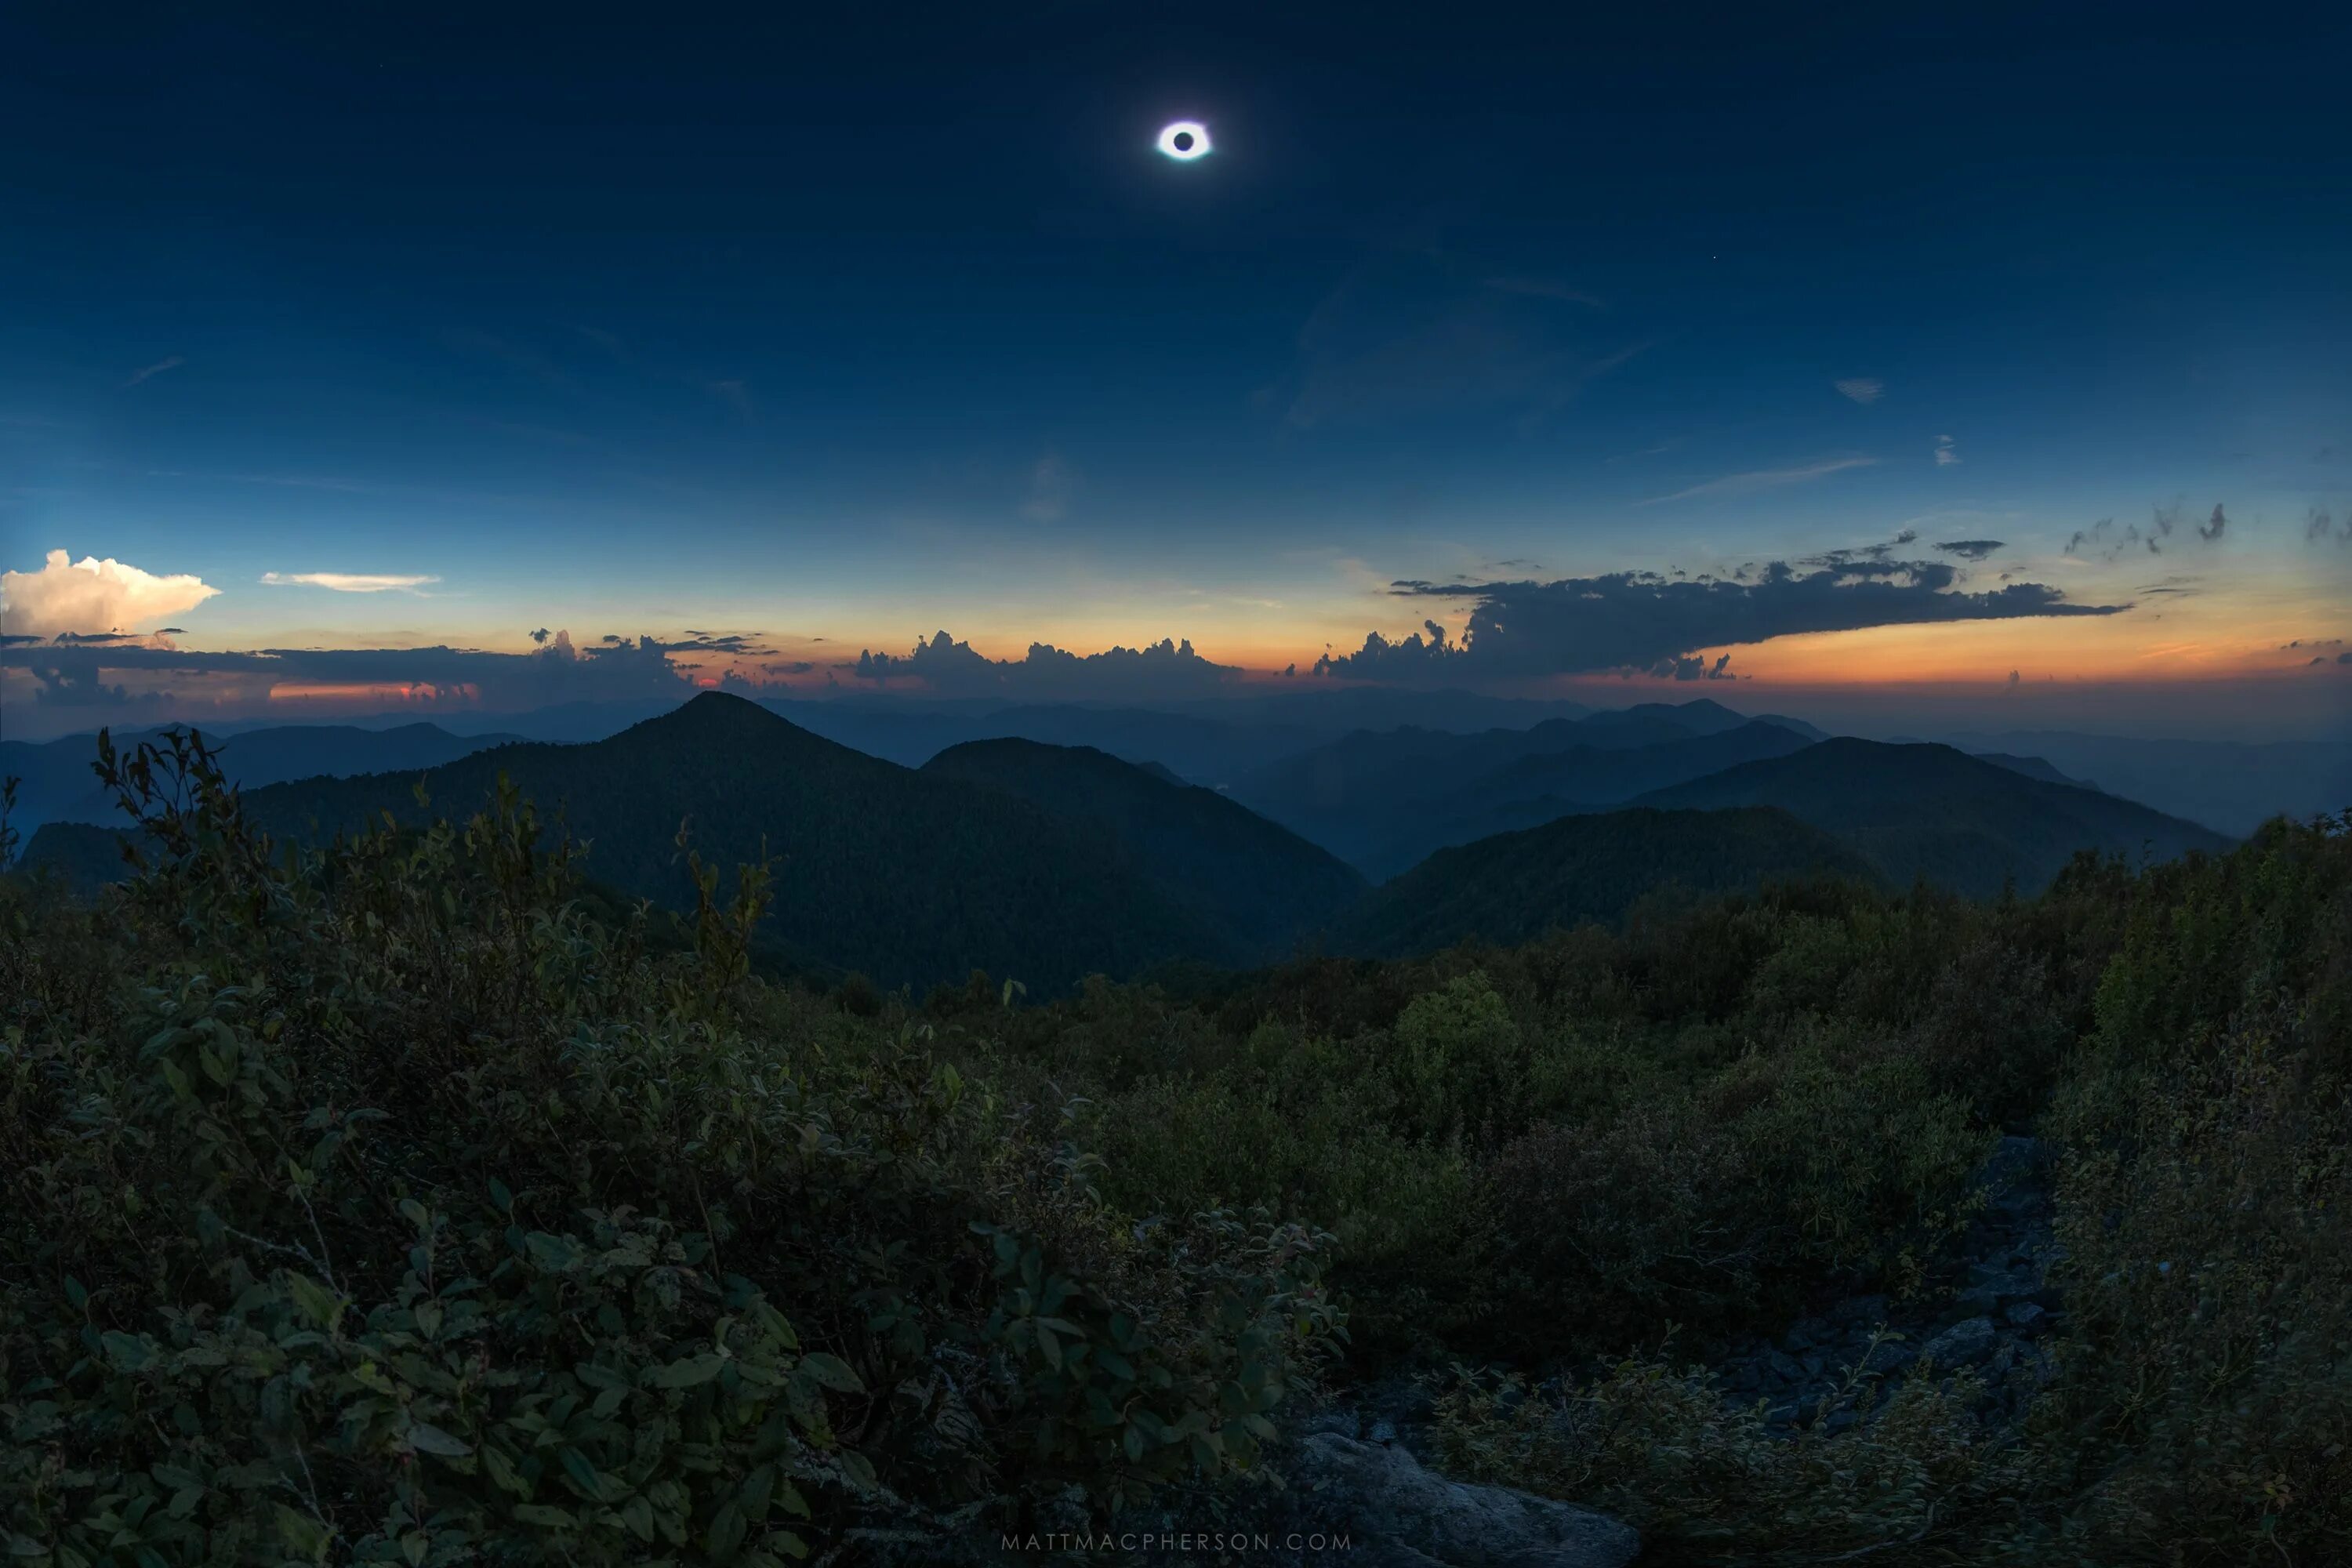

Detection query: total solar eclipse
xmin=1156 ymin=121 xmax=1211 ymax=161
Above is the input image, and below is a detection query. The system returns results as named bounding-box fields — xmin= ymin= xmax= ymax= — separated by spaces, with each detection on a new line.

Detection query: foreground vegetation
xmin=4 ymin=729 xmax=2347 ymax=1563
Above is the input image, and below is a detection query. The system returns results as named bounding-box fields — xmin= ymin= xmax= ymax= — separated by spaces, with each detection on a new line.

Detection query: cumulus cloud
xmin=1314 ymin=547 xmax=2125 ymax=684
xmin=851 ymin=630 xmax=1242 ymax=701
xmin=1642 ymin=457 xmax=1875 ymax=505
xmin=2198 ymin=503 xmax=2227 ymax=543
xmin=0 ymin=550 xmax=220 ymax=641
xmin=1934 ymin=539 xmax=2005 ymax=561
xmin=1934 ymin=434 xmax=1960 ymax=466
xmin=261 ymin=572 xmax=440 ymax=593
xmin=1834 ymin=377 xmax=1884 ymax=404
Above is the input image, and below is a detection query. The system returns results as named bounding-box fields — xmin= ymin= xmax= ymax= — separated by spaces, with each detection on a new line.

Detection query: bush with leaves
xmin=0 ymin=730 xmax=1344 ymax=1564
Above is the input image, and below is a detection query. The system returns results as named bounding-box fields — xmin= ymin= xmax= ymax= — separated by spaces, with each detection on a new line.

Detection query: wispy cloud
xmin=122 ymin=356 xmax=185 ymax=390
xmin=1641 ymin=456 xmax=1875 ymax=505
xmin=1934 ymin=434 xmax=1960 ymax=466
xmin=1481 ymin=276 xmax=1606 ymax=307
xmin=1021 ymin=453 xmax=1077 ymax=522
xmin=1266 ymin=250 xmax=1642 ymax=431
xmin=1834 ymin=377 xmax=1883 ymax=405
xmin=708 ymin=379 xmax=755 ymax=423
xmin=261 ymin=572 xmax=441 ymax=593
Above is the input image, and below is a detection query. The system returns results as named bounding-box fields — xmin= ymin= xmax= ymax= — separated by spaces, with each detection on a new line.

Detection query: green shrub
xmin=1432 ymin=1351 xmax=2029 ymax=1564
xmin=0 ymin=731 xmax=1344 ymax=1563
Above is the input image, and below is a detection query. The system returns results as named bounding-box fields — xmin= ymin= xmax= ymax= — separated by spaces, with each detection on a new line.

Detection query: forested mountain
xmin=1352 ymin=720 xmax=1821 ymax=879
xmin=0 ymin=720 xmax=524 ymax=834
xmin=1632 ymin=738 xmax=2232 ymax=896
xmin=1337 ymin=805 xmax=1881 ymax=956
xmin=1233 ymin=703 xmax=1825 ymax=875
xmin=220 ymin=692 xmax=1236 ymax=989
xmin=922 ymin=737 xmax=1365 ymax=958
xmin=12 ymin=703 xmax=2248 ymax=980
xmin=1943 ymin=729 xmax=2352 ymax=837
xmin=759 ymin=689 xmax=1591 ymax=786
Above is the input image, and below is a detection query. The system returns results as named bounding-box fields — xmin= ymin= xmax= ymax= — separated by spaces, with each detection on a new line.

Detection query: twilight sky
xmin=3 ymin=4 xmax=2349 ymax=740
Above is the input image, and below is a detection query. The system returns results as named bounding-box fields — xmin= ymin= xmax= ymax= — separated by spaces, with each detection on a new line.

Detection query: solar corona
xmin=1156 ymin=120 xmax=1211 ymax=161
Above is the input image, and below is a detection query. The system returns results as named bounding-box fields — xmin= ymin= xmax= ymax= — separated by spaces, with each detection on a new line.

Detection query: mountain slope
xmin=1632 ymin=739 xmax=2232 ymax=897
xmin=921 ymin=738 xmax=1366 ymax=958
xmin=229 ymin=692 xmax=1232 ymax=990
xmin=1338 ymin=806 xmax=1881 ymax=957
xmin=1233 ymin=705 xmax=1824 ymax=876
xmin=1352 ymin=720 xmax=1822 ymax=880
xmin=1947 ymin=730 xmax=2352 ymax=837
xmin=1 ymin=721 xmax=526 ymax=835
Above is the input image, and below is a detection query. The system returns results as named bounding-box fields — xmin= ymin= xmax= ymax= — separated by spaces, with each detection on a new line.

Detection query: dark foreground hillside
xmin=5 ymin=732 xmax=2347 ymax=1564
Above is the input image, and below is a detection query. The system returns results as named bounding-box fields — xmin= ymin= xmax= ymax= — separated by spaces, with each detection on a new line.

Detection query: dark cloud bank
xmin=1316 ymin=550 xmax=2124 ymax=684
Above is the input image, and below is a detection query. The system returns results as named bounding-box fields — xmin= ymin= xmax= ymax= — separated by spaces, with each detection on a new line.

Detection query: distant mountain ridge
xmin=1338 ymin=806 xmax=1881 ymax=957
xmin=12 ymin=698 xmax=2249 ymax=979
xmin=1632 ymin=738 xmax=2231 ymax=897
xmin=213 ymin=693 xmax=1246 ymax=992
xmin=0 ymin=720 xmax=526 ymax=837
xmin=1233 ymin=701 xmax=1830 ymax=876
xmin=920 ymin=737 xmax=1365 ymax=960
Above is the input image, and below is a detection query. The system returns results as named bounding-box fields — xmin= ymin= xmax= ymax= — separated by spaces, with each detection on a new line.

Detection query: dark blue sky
xmin=2 ymin=2 xmax=2349 ymax=735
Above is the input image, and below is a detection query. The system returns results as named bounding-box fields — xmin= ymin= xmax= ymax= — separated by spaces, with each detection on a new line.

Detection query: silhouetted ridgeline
xmin=920 ymin=735 xmax=1364 ymax=959
xmin=1630 ymin=736 xmax=2230 ymax=898
xmin=1336 ymin=805 xmax=1882 ymax=957
xmin=14 ymin=694 xmax=2244 ymax=992
xmin=0 ymin=720 xmax=524 ymax=837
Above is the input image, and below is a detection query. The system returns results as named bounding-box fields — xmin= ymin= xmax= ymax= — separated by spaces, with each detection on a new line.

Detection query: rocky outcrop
xmin=1285 ymin=1434 xmax=1640 ymax=1568
xmin=1710 ymin=1134 xmax=2064 ymax=1429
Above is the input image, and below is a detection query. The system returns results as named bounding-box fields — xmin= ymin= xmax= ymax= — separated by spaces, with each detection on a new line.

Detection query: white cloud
xmin=122 ymin=355 xmax=185 ymax=389
xmin=261 ymin=572 xmax=440 ymax=593
xmin=1834 ymin=377 xmax=1884 ymax=404
xmin=1642 ymin=456 xmax=1876 ymax=505
xmin=1935 ymin=434 xmax=1961 ymax=466
xmin=0 ymin=550 xmax=220 ymax=640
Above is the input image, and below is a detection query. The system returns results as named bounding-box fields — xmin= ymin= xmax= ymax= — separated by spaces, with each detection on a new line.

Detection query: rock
xmin=1858 ymin=1338 xmax=1915 ymax=1377
xmin=1830 ymin=1294 xmax=1890 ymax=1328
xmin=1368 ymin=1418 xmax=1399 ymax=1446
xmin=2004 ymin=1301 xmax=2048 ymax=1335
xmin=1296 ymin=1409 xmax=1363 ymax=1439
xmin=1922 ymin=1316 xmax=1998 ymax=1367
xmin=1289 ymin=1434 xmax=1641 ymax=1568
xmin=1767 ymin=1349 xmax=1804 ymax=1383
